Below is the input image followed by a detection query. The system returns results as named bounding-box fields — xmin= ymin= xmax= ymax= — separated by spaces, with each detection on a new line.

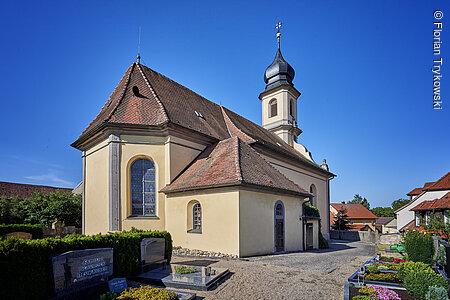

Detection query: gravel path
xmin=170 ymin=240 xmax=376 ymax=300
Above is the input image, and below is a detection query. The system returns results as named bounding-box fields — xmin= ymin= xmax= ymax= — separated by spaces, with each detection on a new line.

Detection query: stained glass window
xmin=130 ymin=159 xmax=156 ymax=216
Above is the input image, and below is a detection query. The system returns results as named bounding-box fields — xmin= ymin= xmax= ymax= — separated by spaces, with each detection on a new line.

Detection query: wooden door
xmin=306 ymin=223 xmax=313 ymax=250
xmin=275 ymin=219 xmax=284 ymax=252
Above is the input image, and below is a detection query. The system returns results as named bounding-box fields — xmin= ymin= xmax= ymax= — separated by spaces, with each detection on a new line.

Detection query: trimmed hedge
xmin=0 ymin=229 xmax=172 ymax=300
xmin=0 ymin=224 xmax=44 ymax=239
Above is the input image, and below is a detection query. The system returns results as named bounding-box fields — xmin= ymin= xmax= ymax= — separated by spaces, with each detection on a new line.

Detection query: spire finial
xmin=137 ymin=26 xmax=141 ymax=64
xmin=275 ymin=21 xmax=282 ymax=49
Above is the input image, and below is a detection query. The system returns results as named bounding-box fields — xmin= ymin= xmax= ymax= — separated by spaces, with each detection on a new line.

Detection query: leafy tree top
xmin=348 ymin=194 xmax=370 ymax=210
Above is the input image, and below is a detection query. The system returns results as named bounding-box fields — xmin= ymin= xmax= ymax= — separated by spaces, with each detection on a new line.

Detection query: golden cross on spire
xmin=275 ymin=21 xmax=282 ymax=49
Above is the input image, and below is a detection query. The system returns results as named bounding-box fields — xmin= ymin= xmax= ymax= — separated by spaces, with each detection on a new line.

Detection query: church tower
xmin=259 ymin=22 xmax=302 ymax=147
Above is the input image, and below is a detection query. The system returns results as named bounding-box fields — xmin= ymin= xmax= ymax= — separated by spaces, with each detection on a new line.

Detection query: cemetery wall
xmin=330 ymin=230 xmax=379 ymax=243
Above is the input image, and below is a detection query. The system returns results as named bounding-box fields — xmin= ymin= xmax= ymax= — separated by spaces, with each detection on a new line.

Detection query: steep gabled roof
xmin=425 ymin=172 xmax=450 ymax=191
xmin=407 ymin=187 xmax=424 ymax=196
xmin=0 ymin=181 xmax=72 ymax=199
xmin=161 ymin=137 xmax=310 ymax=196
xmin=72 ymin=63 xmax=332 ymax=176
xmin=330 ymin=203 xmax=378 ymax=220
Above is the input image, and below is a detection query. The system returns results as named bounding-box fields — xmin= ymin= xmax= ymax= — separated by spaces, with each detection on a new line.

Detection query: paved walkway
xmin=171 ymin=240 xmax=376 ymax=300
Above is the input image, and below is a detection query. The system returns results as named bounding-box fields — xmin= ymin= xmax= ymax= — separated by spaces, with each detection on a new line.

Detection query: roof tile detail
xmin=426 ymin=172 xmax=450 ymax=191
xmin=410 ymin=192 xmax=450 ymax=211
xmin=0 ymin=181 xmax=72 ymax=199
xmin=161 ymin=137 xmax=309 ymax=196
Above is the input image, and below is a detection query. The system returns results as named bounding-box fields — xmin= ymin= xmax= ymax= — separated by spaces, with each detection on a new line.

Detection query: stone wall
xmin=379 ymin=233 xmax=401 ymax=245
xmin=330 ymin=230 xmax=379 ymax=243
xmin=43 ymin=225 xmax=81 ymax=238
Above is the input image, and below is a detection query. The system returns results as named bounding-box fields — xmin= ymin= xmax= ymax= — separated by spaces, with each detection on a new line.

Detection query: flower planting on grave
xmin=350 ymin=285 xmax=401 ymax=300
xmin=117 ymin=286 xmax=178 ymax=300
xmin=0 ymin=228 xmax=172 ymax=300
xmin=174 ymin=265 xmax=196 ymax=274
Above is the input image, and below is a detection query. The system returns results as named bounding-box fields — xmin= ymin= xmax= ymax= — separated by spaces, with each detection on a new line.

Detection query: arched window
xmin=309 ymin=184 xmax=316 ymax=207
xmin=193 ymin=202 xmax=201 ymax=231
xmin=130 ymin=158 xmax=156 ymax=216
xmin=269 ymin=99 xmax=277 ymax=118
xmin=289 ymin=99 xmax=294 ymax=117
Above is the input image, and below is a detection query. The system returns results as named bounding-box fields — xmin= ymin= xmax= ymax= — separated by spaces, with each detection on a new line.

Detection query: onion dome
xmin=264 ymin=27 xmax=295 ymax=90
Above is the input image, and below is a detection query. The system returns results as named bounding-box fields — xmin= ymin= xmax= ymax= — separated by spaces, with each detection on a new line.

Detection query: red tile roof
xmin=72 ymin=63 xmax=333 ymax=176
xmin=399 ymin=219 xmax=416 ymax=231
xmin=348 ymin=224 xmax=372 ymax=231
xmin=425 ymin=172 xmax=450 ymax=191
xmin=407 ymin=187 xmax=424 ymax=196
xmin=410 ymin=192 xmax=450 ymax=211
xmin=161 ymin=137 xmax=310 ymax=196
xmin=330 ymin=203 xmax=378 ymax=220
xmin=0 ymin=181 xmax=72 ymax=199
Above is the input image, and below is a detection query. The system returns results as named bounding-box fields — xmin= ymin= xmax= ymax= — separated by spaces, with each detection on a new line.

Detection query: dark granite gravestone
xmin=140 ymin=238 xmax=166 ymax=272
xmin=50 ymin=248 xmax=113 ymax=297
xmin=108 ymin=278 xmax=127 ymax=293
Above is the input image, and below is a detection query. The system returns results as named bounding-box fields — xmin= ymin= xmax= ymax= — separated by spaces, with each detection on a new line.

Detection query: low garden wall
xmin=330 ymin=230 xmax=379 ymax=243
xmin=379 ymin=233 xmax=401 ymax=245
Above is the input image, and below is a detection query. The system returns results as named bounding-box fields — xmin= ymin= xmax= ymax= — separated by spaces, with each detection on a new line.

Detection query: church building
xmin=71 ymin=28 xmax=335 ymax=257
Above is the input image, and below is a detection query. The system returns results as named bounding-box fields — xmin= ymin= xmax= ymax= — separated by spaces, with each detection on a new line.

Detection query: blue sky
xmin=0 ymin=0 xmax=448 ymax=208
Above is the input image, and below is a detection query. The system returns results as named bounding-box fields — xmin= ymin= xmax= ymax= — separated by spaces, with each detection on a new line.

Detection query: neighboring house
xmin=406 ymin=192 xmax=450 ymax=231
xmin=374 ymin=217 xmax=397 ymax=234
xmin=72 ymin=182 xmax=83 ymax=195
xmin=70 ymin=31 xmax=335 ymax=257
xmin=330 ymin=203 xmax=378 ymax=231
xmin=396 ymin=172 xmax=450 ymax=231
xmin=0 ymin=181 xmax=72 ymax=199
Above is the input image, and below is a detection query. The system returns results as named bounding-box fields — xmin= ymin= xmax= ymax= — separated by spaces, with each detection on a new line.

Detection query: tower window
xmin=290 ymin=99 xmax=294 ymax=117
xmin=269 ymin=99 xmax=277 ymax=118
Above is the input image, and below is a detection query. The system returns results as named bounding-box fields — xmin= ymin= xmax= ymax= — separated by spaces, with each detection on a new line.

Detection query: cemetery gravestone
xmin=50 ymin=248 xmax=113 ymax=297
xmin=140 ymin=238 xmax=166 ymax=272
xmin=108 ymin=278 xmax=127 ymax=294
xmin=5 ymin=231 xmax=32 ymax=240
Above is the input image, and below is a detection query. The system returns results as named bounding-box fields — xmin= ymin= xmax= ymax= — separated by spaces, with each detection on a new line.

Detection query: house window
xmin=269 ymin=99 xmax=277 ymax=118
xmin=445 ymin=211 xmax=449 ymax=224
xmin=363 ymin=221 xmax=366 ymax=225
xmin=426 ymin=211 xmax=431 ymax=225
xmin=130 ymin=158 xmax=156 ymax=216
xmin=350 ymin=221 xmax=354 ymax=224
xmin=193 ymin=202 xmax=202 ymax=231
xmin=416 ymin=213 xmax=420 ymax=226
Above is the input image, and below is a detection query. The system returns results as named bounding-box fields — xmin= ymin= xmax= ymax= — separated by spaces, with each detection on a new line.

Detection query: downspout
xmin=302 ymin=200 xmax=306 ymax=251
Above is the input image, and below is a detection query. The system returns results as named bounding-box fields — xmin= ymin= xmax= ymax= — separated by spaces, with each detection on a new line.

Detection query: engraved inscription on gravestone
xmin=50 ymin=248 xmax=113 ymax=296
xmin=140 ymin=238 xmax=165 ymax=270
xmin=108 ymin=278 xmax=128 ymax=293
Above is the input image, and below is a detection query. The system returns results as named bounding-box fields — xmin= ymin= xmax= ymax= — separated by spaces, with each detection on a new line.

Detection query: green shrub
xmin=402 ymin=264 xmax=448 ymax=299
xmin=174 ymin=265 xmax=196 ymax=274
xmin=0 ymin=224 xmax=43 ymax=239
xmin=404 ymin=230 xmax=434 ymax=265
xmin=426 ymin=285 xmax=449 ymax=300
xmin=397 ymin=261 xmax=429 ymax=282
xmin=0 ymin=229 xmax=172 ymax=300
xmin=117 ymin=285 xmax=178 ymax=300
xmin=366 ymin=264 xmax=378 ymax=273
xmin=99 ymin=291 xmax=118 ymax=300
xmin=352 ymin=296 xmax=370 ymax=300
xmin=364 ymin=272 xmax=398 ymax=282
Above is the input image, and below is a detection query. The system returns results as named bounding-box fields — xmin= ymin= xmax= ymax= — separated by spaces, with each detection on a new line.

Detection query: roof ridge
xmin=238 ymin=137 xmax=307 ymax=194
xmin=220 ymin=106 xmax=255 ymax=142
xmin=105 ymin=63 xmax=135 ymax=122
xmin=234 ymin=137 xmax=243 ymax=182
xmin=136 ymin=64 xmax=169 ymax=122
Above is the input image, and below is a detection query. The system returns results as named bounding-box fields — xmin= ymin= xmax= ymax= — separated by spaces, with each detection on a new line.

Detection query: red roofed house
xmin=330 ymin=203 xmax=378 ymax=231
xmin=0 ymin=181 xmax=72 ymax=200
xmin=70 ymin=31 xmax=335 ymax=257
xmin=396 ymin=172 xmax=450 ymax=231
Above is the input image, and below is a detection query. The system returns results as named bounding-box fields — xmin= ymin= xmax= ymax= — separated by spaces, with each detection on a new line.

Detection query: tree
xmin=371 ymin=207 xmax=394 ymax=217
xmin=348 ymin=194 xmax=370 ymax=210
xmin=392 ymin=198 xmax=410 ymax=211
xmin=331 ymin=207 xmax=351 ymax=230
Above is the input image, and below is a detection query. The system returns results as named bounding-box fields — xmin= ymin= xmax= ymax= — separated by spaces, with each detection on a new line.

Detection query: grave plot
xmin=136 ymin=264 xmax=230 ymax=291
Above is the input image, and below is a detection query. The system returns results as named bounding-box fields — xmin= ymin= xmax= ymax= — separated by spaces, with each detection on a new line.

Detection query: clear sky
xmin=0 ymin=0 xmax=448 ymax=208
